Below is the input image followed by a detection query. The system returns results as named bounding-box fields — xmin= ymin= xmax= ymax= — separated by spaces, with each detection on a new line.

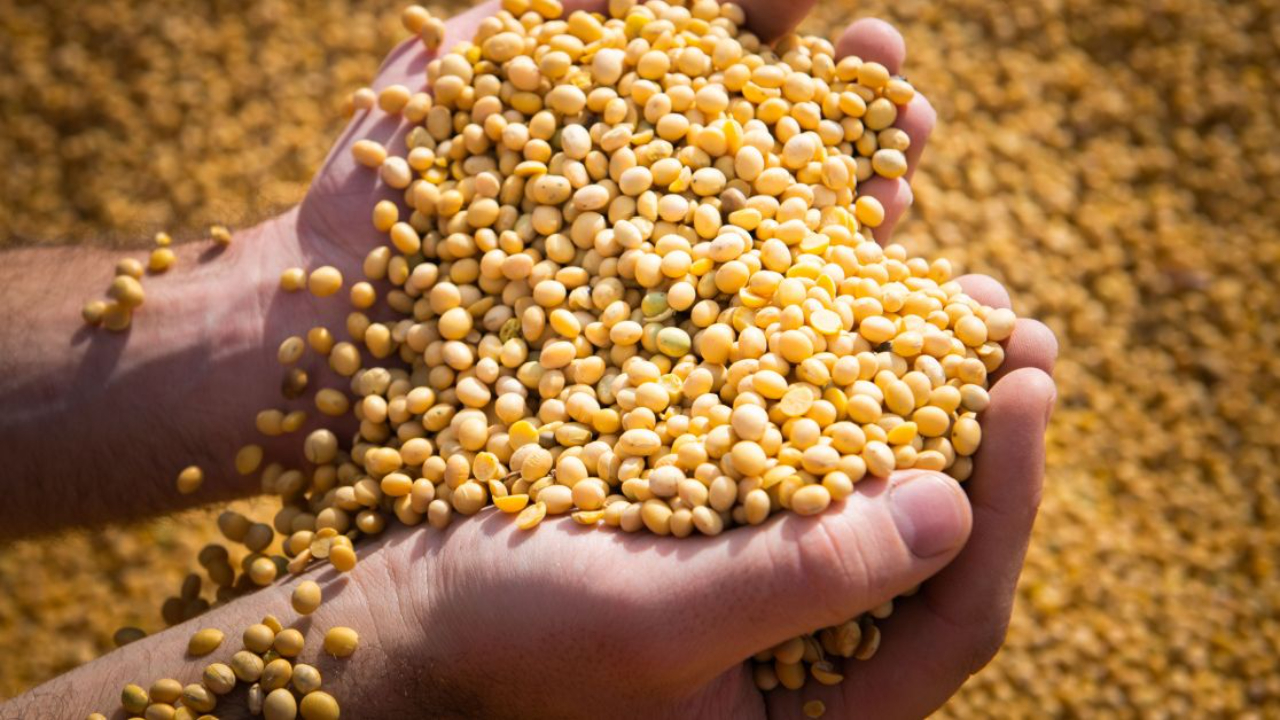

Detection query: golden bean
xmin=244 ymin=623 xmax=276 ymax=653
xmin=274 ymin=628 xmax=305 ymax=657
xmin=352 ymin=139 xmax=387 ymax=167
xmin=202 ymin=663 xmax=236 ymax=695
xmin=231 ymin=650 xmax=265 ymax=682
xmin=323 ymin=626 xmax=359 ymax=658
xmin=148 ymin=247 xmax=176 ymax=273
xmin=308 ymin=266 xmax=343 ymax=297
xmin=176 ymin=465 xmax=203 ymax=494
xmin=187 ymin=628 xmax=224 ymax=656
xmin=264 ymin=687 xmax=298 ymax=720
xmin=181 ymin=683 xmax=217 ymax=713
xmin=329 ymin=543 xmax=357 ymax=572
xmin=790 ymin=484 xmax=832 ymax=516
xmin=108 ymin=275 xmax=145 ymax=308
xmin=299 ymin=691 xmax=340 ymax=720
xmin=122 ymin=684 xmax=149 ymax=714
xmin=854 ymin=196 xmax=885 ymax=228
xmin=292 ymin=663 xmax=322 ymax=694
xmin=261 ymin=657 xmax=293 ymax=691
xmin=236 ymin=444 xmax=264 ymax=475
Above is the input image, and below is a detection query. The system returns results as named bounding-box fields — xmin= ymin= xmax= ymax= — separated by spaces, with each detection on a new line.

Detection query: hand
xmin=367 ymin=307 xmax=1056 ymax=720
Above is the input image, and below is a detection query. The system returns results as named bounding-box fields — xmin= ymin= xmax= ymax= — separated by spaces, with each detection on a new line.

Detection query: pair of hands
xmin=271 ymin=1 xmax=1059 ymax=717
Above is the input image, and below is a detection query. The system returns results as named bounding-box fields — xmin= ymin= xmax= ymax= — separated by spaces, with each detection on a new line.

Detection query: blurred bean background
xmin=1 ymin=0 xmax=1277 ymax=714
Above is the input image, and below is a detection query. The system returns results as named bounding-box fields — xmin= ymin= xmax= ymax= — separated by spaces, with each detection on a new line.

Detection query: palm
xmin=399 ymin=511 xmax=773 ymax=718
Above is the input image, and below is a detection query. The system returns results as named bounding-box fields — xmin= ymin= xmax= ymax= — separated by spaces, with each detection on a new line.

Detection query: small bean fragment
xmin=516 ymin=501 xmax=547 ymax=529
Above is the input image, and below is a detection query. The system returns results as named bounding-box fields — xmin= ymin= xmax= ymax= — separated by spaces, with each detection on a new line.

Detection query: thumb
xmin=646 ymin=471 xmax=972 ymax=676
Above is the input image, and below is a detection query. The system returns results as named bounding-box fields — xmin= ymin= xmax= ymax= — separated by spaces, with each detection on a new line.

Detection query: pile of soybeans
xmin=83 ymin=0 xmax=1014 ymax=715
xmin=3 ymin=0 xmax=1278 ymax=717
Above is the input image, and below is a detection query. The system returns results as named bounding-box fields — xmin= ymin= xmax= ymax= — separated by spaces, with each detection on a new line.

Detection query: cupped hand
xmin=351 ymin=289 xmax=1055 ymax=719
xmin=286 ymin=1 xmax=1058 ymax=717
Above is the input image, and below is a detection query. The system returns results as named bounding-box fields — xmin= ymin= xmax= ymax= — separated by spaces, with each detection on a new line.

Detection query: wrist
xmin=316 ymin=525 xmax=474 ymax=718
xmin=96 ymin=209 xmax=321 ymax=507
xmin=215 ymin=207 xmax=351 ymax=475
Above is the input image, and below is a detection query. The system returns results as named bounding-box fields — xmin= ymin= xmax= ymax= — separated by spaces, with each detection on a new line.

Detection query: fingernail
xmin=890 ymin=473 xmax=969 ymax=558
xmin=1044 ymin=391 xmax=1058 ymax=425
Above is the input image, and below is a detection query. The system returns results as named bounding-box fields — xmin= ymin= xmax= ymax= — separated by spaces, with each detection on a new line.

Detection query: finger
xmin=995 ymin=318 xmax=1058 ymax=380
xmin=564 ymin=0 xmax=610 ymax=11
xmin=953 ymin=276 xmax=1057 ymax=380
xmin=925 ymin=367 xmax=1054 ymax=637
xmin=346 ymin=0 xmax=508 ymax=149
xmin=898 ymin=93 xmax=936 ymax=181
xmin=836 ymin=18 xmax=936 ymax=225
xmin=735 ymin=0 xmax=819 ymax=43
xmin=777 ymin=368 xmax=1056 ymax=718
xmin=956 ymin=274 xmax=1011 ymax=309
xmin=629 ymin=470 xmax=972 ymax=678
xmin=860 ymin=176 xmax=913 ymax=243
xmin=308 ymin=2 xmax=505 ymax=248
xmin=835 ymin=18 xmax=906 ymax=73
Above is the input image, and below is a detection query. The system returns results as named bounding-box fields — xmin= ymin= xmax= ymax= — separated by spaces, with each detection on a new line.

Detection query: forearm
xmin=0 ymin=528 xmax=427 ymax=720
xmin=0 ymin=210 xmax=313 ymax=537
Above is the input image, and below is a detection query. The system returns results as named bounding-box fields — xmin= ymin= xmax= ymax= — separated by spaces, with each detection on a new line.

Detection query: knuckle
xmin=788 ymin=514 xmax=877 ymax=623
